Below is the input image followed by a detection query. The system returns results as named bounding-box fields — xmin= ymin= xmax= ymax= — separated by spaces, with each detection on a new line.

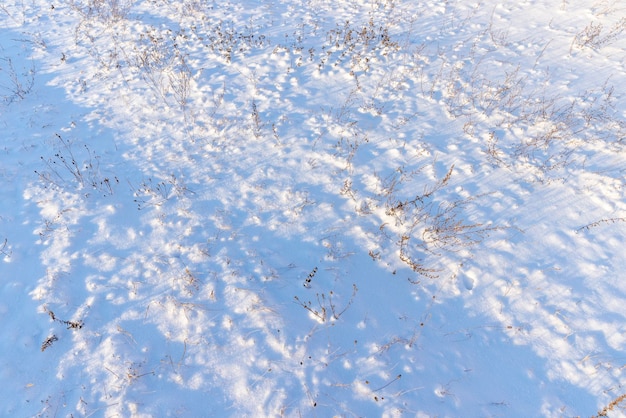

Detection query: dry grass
xmin=593 ymin=393 xmax=626 ymax=417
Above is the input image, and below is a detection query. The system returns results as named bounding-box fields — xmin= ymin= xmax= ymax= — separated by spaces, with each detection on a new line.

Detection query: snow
xmin=1 ymin=0 xmax=625 ymax=416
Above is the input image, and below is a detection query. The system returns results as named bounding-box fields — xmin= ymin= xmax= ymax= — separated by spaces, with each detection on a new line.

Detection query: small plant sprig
xmin=382 ymin=164 xmax=454 ymax=231
xmin=303 ymin=266 xmax=318 ymax=288
xmin=329 ymin=284 xmax=358 ymax=321
xmin=421 ymin=198 xmax=500 ymax=254
xmin=176 ymin=267 xmax=201 ymax=296
xmin=69 ymin=0 xmax=132 ymax=23
xmin=294 ymin=284 xmax=358 ymax=323
xmin=35 ymin=208 xmax=71 ymax=243
xmin=44 ymin=307 xmax=84 ymax=329
xmin=484 ymin=131 xmax=510 ymax=168
xmin=294 ymin=294 xmax=327 ymax=322
xmin=0 ymin=238 xmax=11 ymax=259
xmin=594 ymin=393 xmax=626 ymax=417
xmin=40 ymin=134 xmax=85 ymax=186
xmin=577 ymin=217 xmax=626 ymax=232
xmin=250 ymin=98 xmax=263 ymax=139
xmin=36 ymin=133 xmax=116 ymax=196
xmin=41 ymin=335 xmax=58 ymax=352
xmin=570 ymin=18 xmax=626 ymax=53
xmin=105 ymin=361 xmax=155 ymax=386
xmin=131 ymin=173 xmax=194 ymax=210
xmin=0 ymin=55 xmax=35 ymax=103
xmin=398 ymin=235 xmax=441 ymax=279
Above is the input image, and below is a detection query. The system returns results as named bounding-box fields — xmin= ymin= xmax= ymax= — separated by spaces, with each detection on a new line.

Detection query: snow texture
xmin=1 ymin=0 xmax=625 ymax=416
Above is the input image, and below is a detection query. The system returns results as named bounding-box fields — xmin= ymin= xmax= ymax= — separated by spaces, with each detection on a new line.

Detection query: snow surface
xmin=1 ymin=0 xmax=625 ymax=416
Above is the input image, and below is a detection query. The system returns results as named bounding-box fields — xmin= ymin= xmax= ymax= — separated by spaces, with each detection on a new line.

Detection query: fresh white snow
xmin=1 ymin=0 xmax=625 ymax=416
